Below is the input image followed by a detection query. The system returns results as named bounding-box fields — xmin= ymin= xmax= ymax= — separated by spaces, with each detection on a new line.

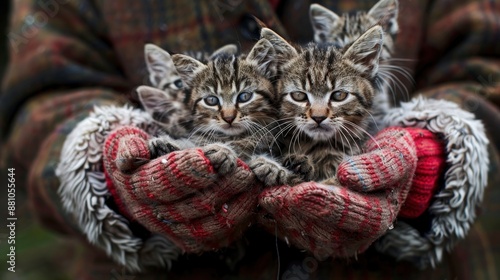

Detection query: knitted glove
xmin=258 ymin=127 xmax=445 ymax=259
xmin=397 ymin=128 xmax=446 ymax=218
xmin=102 ymin=126 xmax=260 ymax=253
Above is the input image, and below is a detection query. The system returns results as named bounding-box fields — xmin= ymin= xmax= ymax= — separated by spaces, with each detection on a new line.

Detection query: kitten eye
xmin=290 ymin=91 xmax=308 ymax=102
xmin=237 ymin=92 xmax=253 ymax=103
xmin=331 ymin=90 xmax=348 ymax=102
xmin=204 ymin=95 xmax=219 ymax=106
xmin=173 ymin=79 xmax=183 ymax=89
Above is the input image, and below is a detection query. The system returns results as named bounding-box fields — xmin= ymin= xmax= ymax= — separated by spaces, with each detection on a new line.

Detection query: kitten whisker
xmin=289 ymin=127 xmax=304 ymax=156
xmin=247 ymin=120 xmax=279 ymax=155
xmin=342 ymin=120 xmax=381 ymax=151
xmin=334 ymin=126 xmax=349 ymax=155
xmin=340 ymin=124 xmax=362 ymax=154
xmin=361 ymin=107 xmax=381 ymax=132
xmin=335 ymin=123 xmax=358 ymax=155
xmin=379 ymin=64 xmax=414 ymax=103
xmin=383 ymin=58 xmax=416 ymax=63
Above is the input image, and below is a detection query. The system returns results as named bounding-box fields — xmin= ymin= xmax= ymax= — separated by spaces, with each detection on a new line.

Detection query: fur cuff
xmin=374 ymin=96 xmax=489 ymax=268
xmin=55 ymin=105 xmax=181 ymax=272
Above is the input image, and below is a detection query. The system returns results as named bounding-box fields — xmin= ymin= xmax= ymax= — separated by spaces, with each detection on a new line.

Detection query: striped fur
xmin=142 ymin=44 xmax=238 ymax=138
xmin=139 ymin=39 xmax=279 ymax=162
xmin=310 ymin=0 xmax=398 ymax=60
xmin=310 ymin=0 xmax=403 ymax=131
xmin=145 ymin=43 xmax=238 ymax=91
xmin=257 ymin=26 xmax=384 ymax=185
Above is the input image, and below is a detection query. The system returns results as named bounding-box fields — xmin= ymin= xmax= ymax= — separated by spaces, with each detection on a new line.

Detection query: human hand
xmin=102 ymin=126 xmax=260 ymax=253
xmin=258 ymin=127 xmax=444 ymax=259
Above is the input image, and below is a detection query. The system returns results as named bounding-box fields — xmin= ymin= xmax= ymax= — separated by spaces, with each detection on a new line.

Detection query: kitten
xmin=137 ymin=38 xmax=281 ymax=169
xmin=141 ymin=44 xmax=239 ymax=138
xmin=310 ymin=0 xmax=398 ymax=59
xmin=310 ymin=0 xmax=404 ymax=129
xmin=250 ymin=26 xmax=384 ymax=186
xmin=145 ymin=43 xmax=239 ymax=91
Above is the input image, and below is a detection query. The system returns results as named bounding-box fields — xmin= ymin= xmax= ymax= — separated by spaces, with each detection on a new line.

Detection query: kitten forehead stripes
xmin=209 ymin=55 xmax=240 ymax=93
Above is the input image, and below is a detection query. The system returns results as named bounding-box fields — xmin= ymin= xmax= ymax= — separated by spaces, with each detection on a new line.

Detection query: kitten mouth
xmin=219 ymin=124 xmax=245 ymax=136
xmin=307 ymin=124 xmax=331 ymax=132
xmin=303 ymin=124 xmax=335 ymax=140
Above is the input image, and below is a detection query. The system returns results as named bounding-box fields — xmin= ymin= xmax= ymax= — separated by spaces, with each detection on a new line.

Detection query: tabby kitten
xmin=310 ymin=0 xmax=401 ymax=128
xmin=138 ymin=38 xmax=280 ymax=164
xmin=141 ymin=43 xmax=238 ymax=138
xmin=250 ymin=26 xmax=384 ymax=186
xmin=145 ymin=43 xmax=238 ymax=91
xmin=310 ymin=0 xmax=398 ymax=59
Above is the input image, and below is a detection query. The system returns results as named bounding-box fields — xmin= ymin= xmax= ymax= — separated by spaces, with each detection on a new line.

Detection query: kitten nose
xmin=223 ymin=115 xmax=236 ymax=124
xmin=312 ymin=116 xmax=326 ymax=124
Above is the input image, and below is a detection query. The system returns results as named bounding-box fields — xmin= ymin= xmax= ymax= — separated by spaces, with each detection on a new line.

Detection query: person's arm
xmin=258 ymin=0 xmax=499 ymax=270
xmin=1 ymin=0 xmax=131 ymax=233
xmin=0 ymin=0 xmax=134 ymax=259
xmin=1 ymin=1 xmax=262 ymax=272
xmin=374 ymin=0 xmax=500 ymax=268
xmin=412 ymin=0 xmax=500 ymax=136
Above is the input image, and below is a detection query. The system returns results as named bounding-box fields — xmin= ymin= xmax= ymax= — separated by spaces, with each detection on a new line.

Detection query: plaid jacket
xmin=1 ymin=0 xmax=499 ymax=279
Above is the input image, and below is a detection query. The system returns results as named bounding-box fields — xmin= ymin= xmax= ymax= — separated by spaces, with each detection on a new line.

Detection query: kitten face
xmin=141 ymin=44 xmax=241 ymax=138
xmin=145 ymin=44 xmax=185 ymax=91
xmin=279 ymin=48 xmax=376 ymax=141
xmin=310 ymin=0 xmax=398 ymax=59
xmin=178 ymin=55 xmax=276 ymax=137
xmin=261 ymin=26 xmax=384 ymax=142
xmin=170 ymin=39 xmax=279 ymax=139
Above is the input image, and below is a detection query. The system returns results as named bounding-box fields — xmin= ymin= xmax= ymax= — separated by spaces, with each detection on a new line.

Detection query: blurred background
xmin=1 ymin=2 xmax=9 ymax=79
xmin=1 ymin=2 xmax=75 ymax=279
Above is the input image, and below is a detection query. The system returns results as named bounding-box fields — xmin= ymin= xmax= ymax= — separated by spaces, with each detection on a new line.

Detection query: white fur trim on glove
xmin=55 ymin=105 xmax=180 ymax=272
xmin=374 ymin=96 xmax=489 ymax=268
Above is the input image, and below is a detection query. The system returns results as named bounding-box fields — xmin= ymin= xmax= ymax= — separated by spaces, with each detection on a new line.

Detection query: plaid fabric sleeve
xmin=416 ymin=0 xmax=500 ymax=150
xmin=402 ymin=0 xmax=500 ymax=275
xmin=1 ymin=0 xmax=130 ymax=234
xmin=415 ymin=0 xmax=500 ymax=117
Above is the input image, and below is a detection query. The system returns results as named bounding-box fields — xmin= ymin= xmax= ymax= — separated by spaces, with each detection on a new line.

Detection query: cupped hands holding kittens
xmin=102 ymin=125 xmax=261 ymax=253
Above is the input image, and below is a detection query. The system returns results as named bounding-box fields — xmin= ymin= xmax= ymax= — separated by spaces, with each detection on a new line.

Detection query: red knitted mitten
xmin=102 ymin=126 xmax=260 ymax=253
xmin=340 ymin=127 xmax=446 ymax=218
xmin=258 ymin=127 xmax=419 ymax=259
xmin=398 ymin=128 xmax=446 ymax=218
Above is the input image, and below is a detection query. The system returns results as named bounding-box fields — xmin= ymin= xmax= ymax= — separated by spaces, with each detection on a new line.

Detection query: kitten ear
xmin=343 ymin=25 xmax=384 ymax=77
xmin=368 ymin=0 xmax=399 ymax=35
xmin=144 ymin=44 xmax=178 ymax=87
xmin=260 ymin=28 xmax=298 ymax=59
xmin=246 ymin=39 xmax=276 ymax=78
xmin=137 ymin=85 xmax=175 ymax=113
xmin=309 ymin=4 xmax=340 ymax=43
xmin=259 ymin=28 xmax=298 ymax=75
xmin=171 ymin=54 xmax=207 ymax=86
xmin=209 ymin=44 xmax=238 ymax=60
xmin=246 ymin=28 xmax=297 ymax=78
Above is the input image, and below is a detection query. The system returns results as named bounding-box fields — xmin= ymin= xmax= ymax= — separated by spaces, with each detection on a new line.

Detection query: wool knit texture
xmin=102 ymin=126 xmax=260 ymax=253
xmin=259 ymin=127 xmax=419 ymax=259
xmin=1 ymin=0 xmax=499 ymax=278
xmin=399 ymin=127 xmax=446 ymax=218
xmin=338 ymin=127 xmax=446 ymax=218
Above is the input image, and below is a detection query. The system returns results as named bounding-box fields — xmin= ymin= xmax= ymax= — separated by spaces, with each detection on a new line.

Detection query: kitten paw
xmin=282 ymin=154 xmax=315 ymax=182
xmin=249 ymin=156 xmax=290 ymax=186
xmin=148 ymin=137 xmax=181 ymax=158
xmin=202 ymin=143 xmax=238 ymax=175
